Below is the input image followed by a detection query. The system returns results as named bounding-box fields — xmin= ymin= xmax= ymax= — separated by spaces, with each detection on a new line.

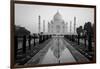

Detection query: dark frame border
xmin=11 ymin=0 xmax=96 ymax=68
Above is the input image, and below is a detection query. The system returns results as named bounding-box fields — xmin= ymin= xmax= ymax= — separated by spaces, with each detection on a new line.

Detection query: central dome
xmin=53 ymin=11 xmax=63 ymax=21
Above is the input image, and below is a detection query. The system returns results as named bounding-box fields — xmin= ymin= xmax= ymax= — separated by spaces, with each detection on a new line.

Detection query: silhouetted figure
xmin=39 ymin=34 xmax=42 ymax=43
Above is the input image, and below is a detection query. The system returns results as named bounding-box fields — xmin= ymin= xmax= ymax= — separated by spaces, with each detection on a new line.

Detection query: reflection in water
xmin=51 ymin=38 xmax=65 ymax=59
xmin=39 ymin=37 xmax=76 ymax=64
xmin=39 ymin=47 xmax=58 ymax=64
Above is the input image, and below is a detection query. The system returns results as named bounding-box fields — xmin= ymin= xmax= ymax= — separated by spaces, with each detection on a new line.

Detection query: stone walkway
xmin=63 ymin=38 xmax=89 ymax=62
xmin=25 ymin=37 xmax=89 ymax=65
xmin=25 ymin=39 xmax=52 ymax=65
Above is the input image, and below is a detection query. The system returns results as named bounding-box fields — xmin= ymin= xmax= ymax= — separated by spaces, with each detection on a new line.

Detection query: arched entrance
xmin=56 ymin=25 xmax=60 ymax=34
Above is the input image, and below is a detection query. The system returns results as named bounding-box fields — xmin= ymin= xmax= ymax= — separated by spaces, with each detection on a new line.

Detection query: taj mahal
xmin=38 ymin=11 xmax=76 ymax=35
xmin=48 ymin=11 xmax=67 ymax=35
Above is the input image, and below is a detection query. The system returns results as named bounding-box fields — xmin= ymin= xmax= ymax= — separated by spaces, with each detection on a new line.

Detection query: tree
xmin=76 ymin=26 xmax=83 ymax=45
xmin=15 ymin=25 xmax=30 ymax=36
xmin=84 ymin=22 xmax=92 ymax=51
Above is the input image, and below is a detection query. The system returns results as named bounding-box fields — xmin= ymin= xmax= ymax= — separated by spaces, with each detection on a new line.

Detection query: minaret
xmin=43 ymin=20 xmax=45 ymax=33
xmin=74 ymin=16 xmax=76 ymax=34
xmin=70 ymin=21 xmax=72 ymax=35
xmin=38 ymin=15 xmax=41 ymax=33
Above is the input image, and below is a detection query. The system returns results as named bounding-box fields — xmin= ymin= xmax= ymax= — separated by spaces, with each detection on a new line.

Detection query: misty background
xmin=15 ymin=4 xmax=94 ymax=34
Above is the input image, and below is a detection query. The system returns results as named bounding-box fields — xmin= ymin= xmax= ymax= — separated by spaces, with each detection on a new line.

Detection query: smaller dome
xmin=53 ymin=11 xmax=63 ymax=21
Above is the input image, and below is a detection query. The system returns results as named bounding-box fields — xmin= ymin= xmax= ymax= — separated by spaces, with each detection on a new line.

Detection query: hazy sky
xmin=15 ymin=4 xmax=94 ymax=34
